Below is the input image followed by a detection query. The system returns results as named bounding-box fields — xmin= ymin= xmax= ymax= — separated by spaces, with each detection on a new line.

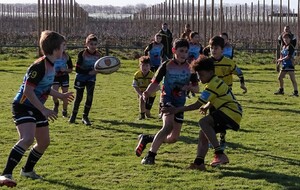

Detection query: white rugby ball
xmin=94 ymin=56 xmax=121 ymax=74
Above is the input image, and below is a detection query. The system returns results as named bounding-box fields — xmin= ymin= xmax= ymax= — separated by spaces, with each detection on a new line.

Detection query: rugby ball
xmin=94 ymin=56 xmax=120 ymax=74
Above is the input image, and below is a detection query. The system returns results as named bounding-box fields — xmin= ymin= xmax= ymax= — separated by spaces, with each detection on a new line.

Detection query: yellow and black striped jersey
xmin=213 ymin=56 xmax=243 ymax=87
xmin=132 ymin=70 xmax=156 ymax=97
xmin=198 ymin=75 xmax=242 ymax=125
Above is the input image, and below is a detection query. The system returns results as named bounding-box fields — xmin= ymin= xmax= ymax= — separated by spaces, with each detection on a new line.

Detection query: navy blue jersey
xmin=14 ymin=56 xmax=55 ymax=107
xmin=75 ymin=49 xmax=101 ymax=82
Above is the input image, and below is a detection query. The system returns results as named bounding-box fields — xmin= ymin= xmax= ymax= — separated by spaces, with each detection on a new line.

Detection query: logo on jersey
xmin=200 ymin=91 xmax=211 ymax=101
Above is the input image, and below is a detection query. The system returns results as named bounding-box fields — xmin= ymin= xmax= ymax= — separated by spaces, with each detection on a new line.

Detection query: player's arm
xmin=132 ymin=77 xmax=143 ymax=96
xmin=162 ymin=100 xmax=202 ymax=114
xmin=50 ymin=89 xmax=74 ymax=104
xmin=66 ymin=53 xmax=73 ymax=73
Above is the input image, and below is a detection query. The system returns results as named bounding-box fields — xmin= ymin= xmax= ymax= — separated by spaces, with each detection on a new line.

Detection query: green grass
xmin=0 ymin=49 xmax=299 ymax=189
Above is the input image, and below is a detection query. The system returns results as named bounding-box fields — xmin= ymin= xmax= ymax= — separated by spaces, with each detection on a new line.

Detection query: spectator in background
xmin=181 ymin=24 xmax=192 ymax=41
xmin=278 ymin=26 xmax=297 ymax=48
xmin=158 ymin=23 xmax=173 ymax=60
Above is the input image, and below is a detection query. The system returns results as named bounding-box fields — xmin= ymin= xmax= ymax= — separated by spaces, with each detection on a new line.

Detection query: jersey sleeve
xmin=151 ymin=61 xmax=167 ymax=84
xmin=25 ymin=63 xmax=45 ymax=87
xmin=198 ymin=88 xmax=217 ymax=104
xmin=132 ymin=71 xmax=139 ymax=87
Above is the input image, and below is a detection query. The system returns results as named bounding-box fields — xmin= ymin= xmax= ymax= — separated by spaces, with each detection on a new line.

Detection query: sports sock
xmin=2 ymin=145 xmax=25 ymax=175
xmin=214 ymin=146 xmax=224 ymax=155
xmin=148 ymin=151 xmax=157 ymax=157
xmin=23 ymin=148 xmax=43 ymax=172
xmin=193 ymin=156 xmax=204 ymax=165
xmin=145 ymin=135 xmax=154 ymax=143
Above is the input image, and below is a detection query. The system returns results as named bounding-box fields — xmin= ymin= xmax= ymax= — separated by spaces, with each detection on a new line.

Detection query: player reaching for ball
xmin=0 ymin=30 xmax=74 ymax=188
xmin=69 ymin=34 xmax=101 ymax=125
xmin=135 ymin=38 xmax=199 ymax=165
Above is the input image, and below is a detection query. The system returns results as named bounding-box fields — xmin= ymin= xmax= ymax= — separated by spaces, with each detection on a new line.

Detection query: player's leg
xmin=288 ymin=71 xmax=298 ymax=96
xmin=82 ymin=81 xmax=95 ymax=125
xmin=141 ymin=114 xmax=174 ymax=165
xmin=61 ymin=75 xmax=70 ymax=117
xmin=69 ymin=80 xmax=85 ymax=123
xmin=145 ymin=96 xmax=155 ymax=118
xmin=139 ymin=95 xmax=146 ymax=120
xmin=164 ymin=111 xmax=183 ymax=143
xmin=188 ymin=130 xmax=208 ymax=171
xmin=274 ymin=71 xmax=286 ymax=94
xmin=52 ymin=83 xmax=60 ymax=113
xmin=21 ymin=126 xmax=50 ymax=179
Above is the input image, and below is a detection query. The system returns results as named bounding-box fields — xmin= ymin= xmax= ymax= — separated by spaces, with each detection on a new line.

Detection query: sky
xmin=0 ymin=0 xmax=298 ymax=7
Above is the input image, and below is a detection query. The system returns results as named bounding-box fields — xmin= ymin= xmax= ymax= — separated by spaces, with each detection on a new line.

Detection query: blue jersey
xmin=152 ymin=59 xmax=198 ymax=106
xmin=281 ymin=44 xmax=295 ymax=70
xmin=75 ymin=49 xmax=101 ymax=82
xmin=54 ymin=52 xmax=73 ymax=77
xmin=145 ymin=42 xmax=164 ymax=67
xmin=188 ymin=42 xmax=202 ymax=61
xmin=14 ymin=56 xmax=55 ymax=107
xmin=223 ymin=44 xmax=234 ymax=59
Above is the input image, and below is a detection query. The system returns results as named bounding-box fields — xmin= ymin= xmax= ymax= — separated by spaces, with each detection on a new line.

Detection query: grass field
xmin=0 ymin=49 xmax=299 ymax=190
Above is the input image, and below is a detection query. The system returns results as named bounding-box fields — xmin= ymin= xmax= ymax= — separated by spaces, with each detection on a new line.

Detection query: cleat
xmin=135 ymin=134 xmax=149 ymax=157
xmin=69 ymin=114 xmax=76 ymax=124
xmin=138 ymin=114 xmax=145 ymax=120
xmin=274 ymin=89 xmax=284 ymax=95
xmin=62 ymin=110 xmax=68 ymax=118
xmin=187 ymin=163 xmax=206 ymax=171
xmin=141 ymin=155 xmax=155 ymax=165
xmin=82 ymin=116 xmax=92 ymax=126
xmin=210 ymin=153 xmax=229 ymax=167
xmin=0 ymin=174 xmax=17 ymax=187
xmin=292 ymin=91 xmax=299 ymax=97
xmin=20 ymin=168 xmax=42 ymax=179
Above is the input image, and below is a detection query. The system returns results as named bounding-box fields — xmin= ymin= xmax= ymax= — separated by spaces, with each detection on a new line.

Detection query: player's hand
xmin=41 ymin=108 xmax=58 ymax=122
xmin=142 ymin=91 xmax=149 ymax=102
xmin=61 ymin=92 xmax=74 ymax=103
xmin=240 ymin=85 xmax=247 ymax=94
xmin=199 ymin=105 xmax=208 ymax=115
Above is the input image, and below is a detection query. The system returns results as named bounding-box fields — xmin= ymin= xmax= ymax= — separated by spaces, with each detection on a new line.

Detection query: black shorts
xmin=74 ymin=79 xmax=95 ymax=90
xmin=145 ymin=96 xmax=156 ymax=110
xmin=160 ymin=102 xmax=184 ymax=124
xmin=12 ymin=103 xmax=49 ymax=127
xmin=53 ymin=74 xmax=69 ymax=87
xmin=210 ymin=110 xmax=240 ymax=133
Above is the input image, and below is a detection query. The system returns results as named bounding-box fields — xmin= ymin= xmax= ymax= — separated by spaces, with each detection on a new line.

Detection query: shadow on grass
xmin=245 ymin=105 xmax=300 ymax=114
xmin=41 ymin=178 xmax=93 ymax=190
xmin=239 ymin=99 xmax=294 ymax=106
xmin=221 ymin=166 xmax=300 ymax=189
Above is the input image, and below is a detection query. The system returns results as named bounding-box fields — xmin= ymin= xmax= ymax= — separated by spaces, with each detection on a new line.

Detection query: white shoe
xmin=0 ymin=174 xmax=17 ymax=187
xmin=20 ymin=168 xmax=42 ymax=179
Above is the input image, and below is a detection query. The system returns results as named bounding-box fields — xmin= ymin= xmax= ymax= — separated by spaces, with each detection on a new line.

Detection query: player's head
xmin=162 ymin=23 xmax=168 ymax=31
xmin=209 ymin=36 xmax=225 ymax=59
xmin=139 ymin=56 xmax=151 ymax=73
xmin=172 ymin=38 xmax=189 ymax=63
xmin=154 ymin=33 xmax=162 ymax=43
xmin=185 ymin=23 xmax=190 ymax=30
xmin=282 ymin=32 xmax=292 ymax=45
xmin=284 ymin=25 xmax=290 ymax=33
xmin=39 ymin=30 xmax=66 ymax=58
xmin=190 ymin=32 xmax=200 ymax=43
xmin=85 ymin=34 xmax=98 ymax=52
xmin=191 ymin=56 xmax=215 ymax=83
xmin=220 ymin=32 xmax=229 ymax=43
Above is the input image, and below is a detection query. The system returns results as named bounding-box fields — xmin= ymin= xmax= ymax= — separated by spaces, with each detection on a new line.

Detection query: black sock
xmin=194 ymin=156 xmax=204 ymax=165
xmin=214 ymin=146 xmax=224 ymax=155
xmin=2 ymin=145 xmax=25 ymax=175
xmin=145 ymin=135 xmax=154 ymax=143
xmin=23 ymin=148 xmax=43 ymax=172
xmin=148 ymin=151 xmax=157 ymax=157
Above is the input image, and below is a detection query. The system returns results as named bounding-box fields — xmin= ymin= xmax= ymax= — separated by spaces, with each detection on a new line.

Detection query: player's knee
xmin=166 ymin=137 xmax=178 ymax=143
xmin=20 ymin=137 xmax=35 ymax=148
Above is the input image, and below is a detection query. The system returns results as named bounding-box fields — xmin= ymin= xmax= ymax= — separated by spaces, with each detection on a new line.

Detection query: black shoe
xmin=292 ymin=91 xmax=299 ymax=97
xmin=82 ymin=116 xmax=92 ymax=126
xmin=69 ymin=114 xmax=76 ymax=124
xmin=62 ymin=110 xmax=68 ymax=118
xmin=138 ymin=113 xmax=145 ymax=120
xmin=274 ymin=89 xmax=284 ymax=95
xmin=141 ymin=155 xmax=155 ymax=165
xmin=135 ymin=134 xmax=149 ymax=157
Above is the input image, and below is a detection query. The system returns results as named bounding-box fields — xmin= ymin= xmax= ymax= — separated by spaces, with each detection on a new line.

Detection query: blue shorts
xmin=12 ymin=103 xmax=49 ymax=127
xmin=53 ymin=74 xmax=69 ymax=87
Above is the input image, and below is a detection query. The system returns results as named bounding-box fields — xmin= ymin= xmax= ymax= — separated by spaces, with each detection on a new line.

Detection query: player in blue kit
xmin=69 ymin=34 xmax=101 ymax=125
xmin=0 ymin=30 xmax=74 ymax=188
xmin=52 ymin=50 xmax=73 ymax=117
xmin=144 ymin=33 xmax=164 ymax=72
xmin=188 ymin=31 xmax=203 ymax=62
xmin=135 ymin=38 xmax=199 ymax=165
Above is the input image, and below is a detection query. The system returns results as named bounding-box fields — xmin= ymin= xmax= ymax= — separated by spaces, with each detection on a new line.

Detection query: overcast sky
xmin=0 ymin=0 xmax=298 ymax=7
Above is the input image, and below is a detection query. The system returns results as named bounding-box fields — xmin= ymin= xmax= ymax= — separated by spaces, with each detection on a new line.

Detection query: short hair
xmin=39 ymin=30 xmax=66 ymax=55
xmin=163 ymin=23 xmax=168 ymax=26
xmin=173 ymin=38 xmax=189 ymax=49
xmin=220 ymin=32 xmax=228 ymax=39
xmin=155 ymin=33 xmax=162 ymax=38
xmin=139 ymin=56 xmax=150 ymax=64
xmin=209 ymin=36 xmax=225 ymax=49
xmin=86 ymin=34 xmax=98 ymax=44
xmin=191 ymin=57 xmax=215 ymax=72
xmin=190 ymin=31 xmax=199 ymax=39
xmin=185 ymin=23 xmax=190 ymax=28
